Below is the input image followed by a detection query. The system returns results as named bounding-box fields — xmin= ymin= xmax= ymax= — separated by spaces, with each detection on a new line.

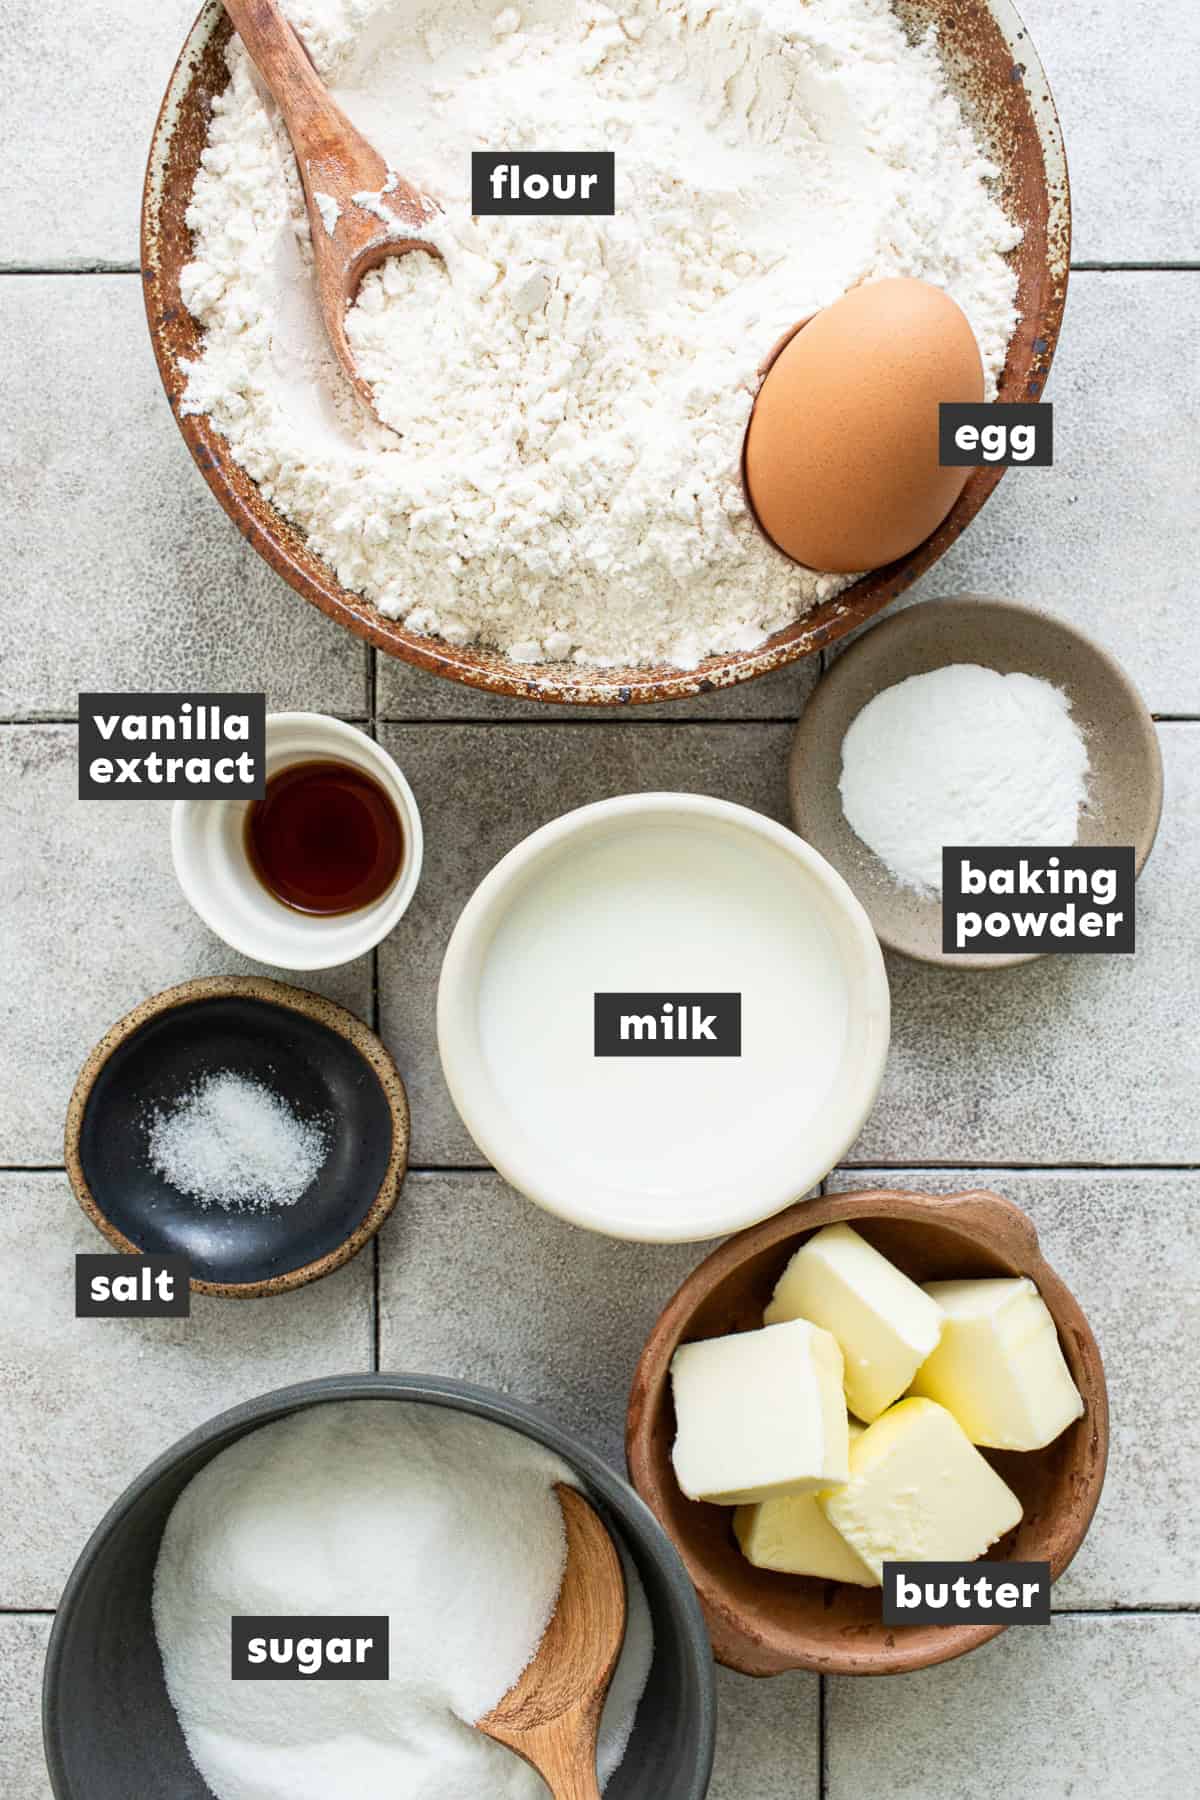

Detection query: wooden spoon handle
xmin=221 ymin=0 xmax=328 ymax=120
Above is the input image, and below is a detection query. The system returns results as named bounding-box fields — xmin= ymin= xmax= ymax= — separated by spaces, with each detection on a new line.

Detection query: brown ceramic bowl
xmin=787 ymin=596 xmax=1164 ymax=968
xmin=64 ymin=976 xmax=409 ymax=1298
xmin=141 ymin=1 xmax=1069 ymax=706
xmin=626 ymin=1187 xmax=1108 ymax=1676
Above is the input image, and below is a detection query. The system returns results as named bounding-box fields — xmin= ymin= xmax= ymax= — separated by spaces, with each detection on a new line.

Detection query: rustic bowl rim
xmin=625 ymin=1185 xmax=1109 ymax=1676
xmin=437 ymin=793 xmax=891 ymax=1242
xmin=63 ymin=974 xmax=409 ymax=1297
xmin=140 ymin=0 xmax=1070 ymax=706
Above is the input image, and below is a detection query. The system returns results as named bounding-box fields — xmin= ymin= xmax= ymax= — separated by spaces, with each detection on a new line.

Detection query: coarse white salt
xmin=146 ymin=1072 xmax=329 ymax=1210
xmin=153 ymin=1401 xmax=654 ymax=1799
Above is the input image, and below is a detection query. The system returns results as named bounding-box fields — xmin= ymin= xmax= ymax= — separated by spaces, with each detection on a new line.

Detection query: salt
xmin=146 ymin=1072 xmax=329 ymax=1210
xmin=153 ymin=1402 xmax=654 ymax=1798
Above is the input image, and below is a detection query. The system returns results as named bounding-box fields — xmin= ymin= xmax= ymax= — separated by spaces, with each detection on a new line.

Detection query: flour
xmin=180 ymin=0 xmax=1021 ymax=669
xmin=838 ymin=664 xmax=1091 ymax=897
xmin=153 ymin=1401 xmax=654 ymax=1799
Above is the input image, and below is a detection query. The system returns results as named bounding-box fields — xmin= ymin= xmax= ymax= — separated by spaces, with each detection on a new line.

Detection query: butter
xmin=670 ymin=1319 xmax=849 ymax=1505
xmin=910 ymin=1277 xmax=1085 ymax=1450
xmin=820 ymin=1396 xmax=1023 ymax=1580
xmin=735 ymin=1420 xmax=877 ymax=1586
xmin=764 ymin=1222 xmax=944 ymax=1421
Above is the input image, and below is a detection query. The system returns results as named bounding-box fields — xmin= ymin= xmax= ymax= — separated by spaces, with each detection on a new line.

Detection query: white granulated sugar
xmin=180 ymin=0 xmax=1020 ymax=668
xmin=153 ymin=1402 xmax=654 ymax=1799
xmin=146 ymin=1072 xmax=329 ymax=1210
xmin=839 ymin=664 xmax=1092 ymax=897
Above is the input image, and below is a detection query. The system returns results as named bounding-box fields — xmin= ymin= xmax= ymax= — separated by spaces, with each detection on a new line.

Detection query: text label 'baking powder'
xmin=941 ymin=848 xmax=1135 ymax=954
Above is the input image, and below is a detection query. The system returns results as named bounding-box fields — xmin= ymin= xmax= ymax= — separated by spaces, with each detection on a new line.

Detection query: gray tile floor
xmin=1 ymin=2 xmax=1197 ymax=1797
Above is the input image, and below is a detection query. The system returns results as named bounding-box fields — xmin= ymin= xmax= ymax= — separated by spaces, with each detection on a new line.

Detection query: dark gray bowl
xmin=44 ymin=1373 xmax=716 ymax=1799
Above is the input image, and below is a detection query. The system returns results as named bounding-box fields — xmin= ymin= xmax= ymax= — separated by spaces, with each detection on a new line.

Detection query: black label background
xmin=883 ymin=1561 xmax=1051 ymax=1625
xmin=938 ymin=402 xmax=1053 ymax=466
xmin=75 ymin=1254 xmax=191 ymax=1318
xmin=941 ymin=847 xmax=1135 ymax=955
xmin=78 ymin=692 xmax=265 ymax=799
xmin=231 ymin=1617 xmax=390 ymax=1680
xmin=472 ymin=152 xmax=616 ymax=214
xmin=594 ymin=993 xmax=742 ymax=1057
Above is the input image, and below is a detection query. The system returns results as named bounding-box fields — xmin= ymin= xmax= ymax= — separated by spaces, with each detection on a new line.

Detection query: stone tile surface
xmin=827 ymin=1615 xmax=1200 ymax=1800
xmin=1017 ymin=0 xmax=1200 ymax=264
xmin=709 ymin=1668 xmax=819 ymax=1800
xmin=0 ymin=727 xmax=371 ymax=1164
xmin=828 ymin=1169 xmax=1200 ymax=1607
xmin=0 ymin=277 xmax=366 ymax=719
xmin=849 ymin=725 xmax=1199 ymax=1164
xmin=0 ymin=0 xmax=198 ymax=267
xmin=880 ymin=274 xmax=1200 ymax=718
xmin=0 ymin=1616 xmax=52 ymax=1800
xmin=378 ymin=1171 xmax=722 ymax=1471
xmin=0 ymin=1173 xmax=372 ymax=1608
xmin=376 ymin=721 xmax=791 ymax=1166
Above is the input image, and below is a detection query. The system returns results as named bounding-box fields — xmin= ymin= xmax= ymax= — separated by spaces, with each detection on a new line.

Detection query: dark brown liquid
xmin=245 ymin=759 xmax=405 ymax=916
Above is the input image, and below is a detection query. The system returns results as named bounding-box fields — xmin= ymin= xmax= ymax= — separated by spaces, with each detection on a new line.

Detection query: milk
xmin=477 ymin=820 xmax=851 ymax=1229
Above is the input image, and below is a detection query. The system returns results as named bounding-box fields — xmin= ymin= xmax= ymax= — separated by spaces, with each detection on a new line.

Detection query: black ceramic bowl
xmin=43 ymin=1374 xmax=717 ymax=1800
xmin=64 ymin=977 xmax=409 ymax=1296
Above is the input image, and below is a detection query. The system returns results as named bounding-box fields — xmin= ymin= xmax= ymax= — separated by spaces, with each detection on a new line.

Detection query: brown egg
xmin=744 ymin=277 xmax=985 ymax=573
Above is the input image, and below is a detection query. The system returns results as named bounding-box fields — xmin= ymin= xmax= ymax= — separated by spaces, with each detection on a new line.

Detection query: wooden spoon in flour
xmin=222 ymin=0 xmax=439 ymax=422
xmin=476 ymin=1485 xmax=628 ymax=1800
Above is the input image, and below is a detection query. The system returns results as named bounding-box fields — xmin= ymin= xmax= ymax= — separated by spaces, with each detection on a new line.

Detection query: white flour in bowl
xmin=180 ymin=0 xmax=1020 ymax=669
xmin=153 ymin=1401 xmax=655 ymax=1798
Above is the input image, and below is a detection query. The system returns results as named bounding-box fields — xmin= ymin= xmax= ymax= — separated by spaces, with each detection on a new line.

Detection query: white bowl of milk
xmin=437 ymin=794 xmax=891 ymax=1242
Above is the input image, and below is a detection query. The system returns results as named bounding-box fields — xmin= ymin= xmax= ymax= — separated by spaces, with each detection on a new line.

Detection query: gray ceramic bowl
xmin=788 ymin=596 xmax=1163 ymax=968
xmin=44 ymin=1374 xmax=716 ymax=1800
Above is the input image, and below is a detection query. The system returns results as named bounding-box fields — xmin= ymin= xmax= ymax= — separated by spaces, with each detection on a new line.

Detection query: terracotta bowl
xmin=626 ymin=1187 xmax=1108 ymax=1676
xmin=141 ymin=0 xmax=1069 ymax=706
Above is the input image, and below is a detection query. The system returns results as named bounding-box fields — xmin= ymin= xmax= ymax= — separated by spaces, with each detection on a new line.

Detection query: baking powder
xmin=839 ymin=664 xmax=1092 ymax=897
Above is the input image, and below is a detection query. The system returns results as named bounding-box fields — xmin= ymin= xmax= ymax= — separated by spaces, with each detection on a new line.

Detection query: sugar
xmin=153 ymin=1401 xmax=653 ymax=1797
xmin=146 ymin=1072 xmax=329 ymax=1211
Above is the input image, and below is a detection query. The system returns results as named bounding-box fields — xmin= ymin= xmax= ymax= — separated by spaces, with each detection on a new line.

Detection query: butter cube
xmin=910 ymin=1277 xmax=1085 ymax=1450
xmin=765 ymin=1223 xmax=943 ymax=1421
xmin=671 ymin=1320 xmax=849 ymax=1506
xmin=735 ymin=1420 xmax=877 ymax=1586
xmin=820 ymin=1397 xmax=1023 ymax=1580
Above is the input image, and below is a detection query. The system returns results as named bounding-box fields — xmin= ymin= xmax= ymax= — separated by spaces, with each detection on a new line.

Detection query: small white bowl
xmin=172 ymin=714 xmax=423 ymax=970
xmin=438 ymin=794 xmax=890 ymax=1242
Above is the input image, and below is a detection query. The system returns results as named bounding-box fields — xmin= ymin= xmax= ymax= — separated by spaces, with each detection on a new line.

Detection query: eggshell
xmin=744 ymin=278 xmax=985 ymax=573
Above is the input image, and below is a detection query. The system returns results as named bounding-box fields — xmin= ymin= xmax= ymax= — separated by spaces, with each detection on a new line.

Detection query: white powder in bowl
xmin=146 ymin=1072 xmax=330 ymax=1210
xmin=178 ymin=0 xmax=1020 ymax=670
xmin=153 ymin=1401 xmax=654 ymax=1799
xmin=838 ymin=663 xmax=1091 ymax=897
